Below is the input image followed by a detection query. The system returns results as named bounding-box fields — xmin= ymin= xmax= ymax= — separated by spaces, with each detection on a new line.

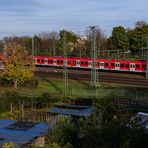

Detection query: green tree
xmin=57 ymin=30 xmax=79 ymax=56
xmin=111 ymin=26 xmax=129 ymax=51
xmin=127 ymin=22 xmax=148 ymax=52
xmin=2 ymin=41 xmax=35 ymax=88
xmin=23 ymin=37 xmax=32 ymax=55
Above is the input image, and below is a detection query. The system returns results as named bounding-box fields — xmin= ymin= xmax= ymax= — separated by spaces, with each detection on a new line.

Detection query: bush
xmin=19 ymin=78 xmax=38 ymax=88
xmin=0 ymin=77 xmax=38 ymax=88
xmin=0 ymin=78 xmax=13 ymax=87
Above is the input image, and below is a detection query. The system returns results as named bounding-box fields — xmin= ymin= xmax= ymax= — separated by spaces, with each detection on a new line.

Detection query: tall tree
xmin=127 ymin=22 xmax=148 ymax=52
xmin=1 ymin=41 xmax=35 ymax=88
xmin=0 ymin=40 xmax=4 ymax=52
xmin=57 ymin=30 xmax=79 ymax=56
xmin=111 ymin=26 xmax=129 ymax=51
xmin=38 ymin=31 xmax=59 ymax=56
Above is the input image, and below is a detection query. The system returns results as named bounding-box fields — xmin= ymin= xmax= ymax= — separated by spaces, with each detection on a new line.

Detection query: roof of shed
xmin=48 ymin=105 xmax=93 ymax=117
xmin=0 ymin=120 xmax=49 ymax=147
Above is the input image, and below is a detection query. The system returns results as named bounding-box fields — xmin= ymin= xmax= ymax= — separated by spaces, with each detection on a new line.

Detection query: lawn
xmin=0 ymin=77 xmax=148 ymax=100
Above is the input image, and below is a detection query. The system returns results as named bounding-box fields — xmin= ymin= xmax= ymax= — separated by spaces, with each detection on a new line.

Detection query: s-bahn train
xmin=34 ymin=56 xmax=147 ymax=73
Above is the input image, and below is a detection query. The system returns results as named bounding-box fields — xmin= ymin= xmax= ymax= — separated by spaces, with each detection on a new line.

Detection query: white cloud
xmin=0 ymin=0 xmax=147 ymax=38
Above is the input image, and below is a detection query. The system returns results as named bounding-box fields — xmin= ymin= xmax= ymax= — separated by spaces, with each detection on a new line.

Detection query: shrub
xmin=19 ymin=78 xmax=38 ymax=88
xmin=0 ymin=78 xmax=13 ymax=87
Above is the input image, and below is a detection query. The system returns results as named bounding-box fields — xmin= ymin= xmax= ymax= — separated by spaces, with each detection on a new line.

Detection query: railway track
xmin=112 ymin=99 xmax=148 ymax=111
xmin=35 ymin=70 xmax=148 ymax=87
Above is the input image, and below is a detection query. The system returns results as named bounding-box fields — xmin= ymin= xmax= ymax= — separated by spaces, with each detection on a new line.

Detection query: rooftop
xmin=0 ymin=120 xmax=49 ymax=147
xmin=48 ymin=104 xmax=93 ymax=117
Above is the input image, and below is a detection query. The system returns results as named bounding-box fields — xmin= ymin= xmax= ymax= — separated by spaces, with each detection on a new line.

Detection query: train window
xmin=44 ymin=59 xmax=48 ymax=63
xmin=73 ymin=61 xmax=76 ymax=64
xmin=125 ymin=64 xmax=129 ymax=68
xmin=77 ymin=61 xmax=80 ymax=64
xmin=57 ymin=60 xmax=60 ymax=64
xmin=100 ymin=63 xmax=104 ymax=66
xmin=111 ymin=63 xmax=115 ymax=67
xmin=49 ymin=60 xmax=52 ymax=63
xmin=121 ymin=64 xmax=124 ymax=67
xmin=37 ymin=59 xmax=40 ymax=63
xmin=130 ymin=64 xmax=135 ymax=68
xmin=85 ymin=62 xmax=88 ymax=65
xmin=89 ymin=62 xmax=92 ymax=65
xmin=41 ymin=59 xmax=44 ymax=63
xmin=81 ymin=61 xmax=84 ymax=65
xmin=136 ymin=64 xmax=140 ymax=68
xmin=98 ymin=63 xmax=100 ymax=66
xmin=68 ymin=61 xmax=71 ymax=64
xmin=61 ymin=60 xmax=63 ymax=64
xmin=53 ymin=60 xmax=56 ymax=63
xmin=142 ymin=65 xmax=146 ymax=68
xmin=105 ymin=63 xmax=108 ymax=66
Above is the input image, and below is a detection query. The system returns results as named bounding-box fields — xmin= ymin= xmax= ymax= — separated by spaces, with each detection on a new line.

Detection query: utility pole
xmin=90 ymin=26 xmax=99 ymax=87
xmin=63 ymin=31 xmax=68 ymax=95
xmin=32 ymin=35 xmax=34 ymax=56
xmin=146 ymin=37 xmax=148 ymax=79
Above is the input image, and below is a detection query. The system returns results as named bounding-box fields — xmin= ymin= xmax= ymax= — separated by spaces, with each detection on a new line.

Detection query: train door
xmin=44 ymin=59 xmax=48 ymax=65
xmin=76 ymin=60 xmax=80 ymax=67
xmin=88 ymin=61 xmax=92 ymax=68
xmin=115 ymin=62 xmax=120 ymax=70
xmin=130 ymin=63 xmax=135 ymax=71
xmin=100 ymin=62 xmax=104 ymax=69
xmin=53 ymin=59 xmax=57 ymax=66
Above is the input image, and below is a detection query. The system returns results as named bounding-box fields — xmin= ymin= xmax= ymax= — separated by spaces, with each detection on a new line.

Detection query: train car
xmin=34 ymin=56 xmax=147 ymax=73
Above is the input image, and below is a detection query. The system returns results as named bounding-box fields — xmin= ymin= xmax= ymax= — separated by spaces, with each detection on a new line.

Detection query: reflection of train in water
xmin=34 ymin=56 xmax=147 ymax=73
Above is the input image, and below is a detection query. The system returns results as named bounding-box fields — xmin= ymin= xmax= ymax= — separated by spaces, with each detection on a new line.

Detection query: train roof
xmin=33 ymin=56 xmax=147 ymax=63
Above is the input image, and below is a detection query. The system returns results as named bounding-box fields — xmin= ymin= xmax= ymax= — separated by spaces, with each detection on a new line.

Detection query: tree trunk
xmin=13 ymin=78 xmax=18 ymax=88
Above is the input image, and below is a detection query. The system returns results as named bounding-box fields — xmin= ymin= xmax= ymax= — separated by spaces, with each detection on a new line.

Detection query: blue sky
xmin=0 ymin=0 xmax=147 ymax=38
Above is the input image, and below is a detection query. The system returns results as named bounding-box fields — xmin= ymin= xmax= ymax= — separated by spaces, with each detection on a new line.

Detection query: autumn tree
xmin=2 ymin=41 xmax=35 ymax=88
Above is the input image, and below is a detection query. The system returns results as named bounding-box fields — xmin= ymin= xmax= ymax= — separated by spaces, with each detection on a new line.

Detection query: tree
xmin=1 ymin=41 xmax=35 ymax=88
xmin=127 ymin=22 xmax=148 ymax=52
xmin=57 ymin=30 xmax=79 ymax=56
xmin=111 ymin=26 xmax=129 ymax=51
xmin=2 ymin=142 xmax=16 ymax=148
xmin=135 ymin=20 xmax=147 ymax=28
xmin=38 ymin=32 xmax=59 ymax=56
xmin=96 ymin=28 xmax=107 ymax=50
xmin=0 ymin=40 xmax=4 ymax=52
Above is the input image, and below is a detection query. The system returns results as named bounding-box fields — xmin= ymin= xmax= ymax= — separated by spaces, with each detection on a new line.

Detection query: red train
xmin=34 ymin=56 xmax=147 ymax=73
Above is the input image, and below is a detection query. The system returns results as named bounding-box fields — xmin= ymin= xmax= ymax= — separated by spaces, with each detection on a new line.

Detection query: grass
xmin=0 ymin=77 xmax=148 ymax=100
